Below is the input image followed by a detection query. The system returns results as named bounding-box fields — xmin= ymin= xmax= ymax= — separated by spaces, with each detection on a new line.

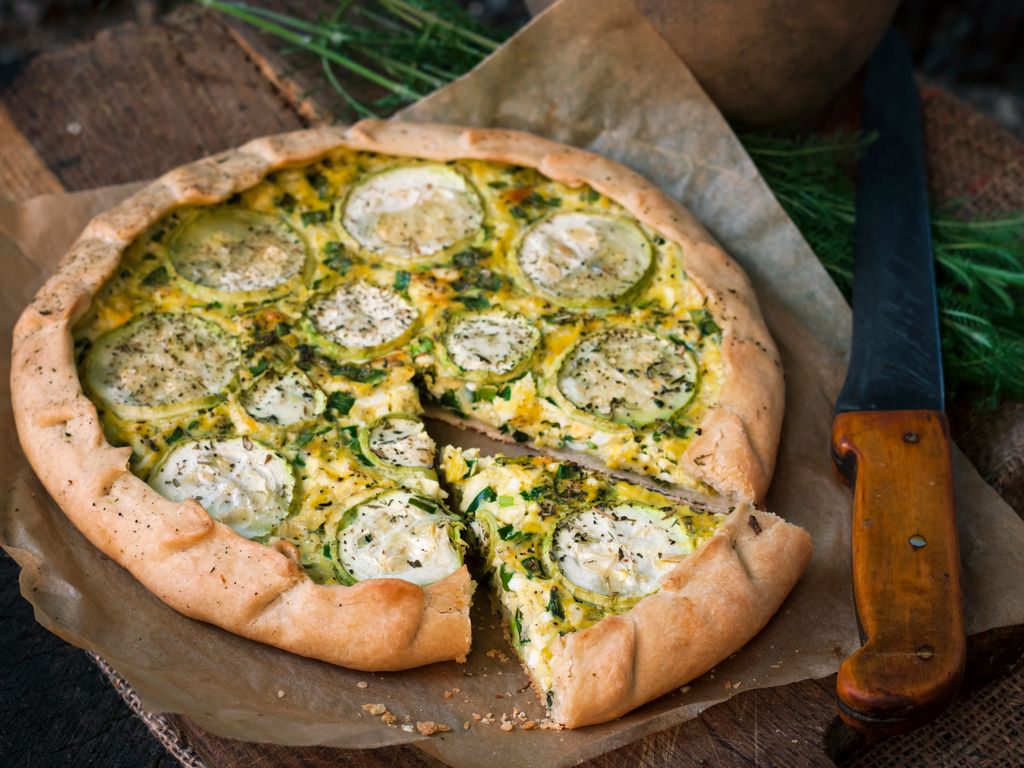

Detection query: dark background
xmin=1 ymin=0 xmax=1023 ymax=134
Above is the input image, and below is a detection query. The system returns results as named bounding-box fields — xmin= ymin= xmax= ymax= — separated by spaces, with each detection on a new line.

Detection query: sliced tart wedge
xmin=441 ymin=447 xmax=812 ymax=728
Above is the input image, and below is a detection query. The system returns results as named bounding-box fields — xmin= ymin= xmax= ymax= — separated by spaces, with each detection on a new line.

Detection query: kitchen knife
xmin=831 ymin=29 xmax=965 ymax=735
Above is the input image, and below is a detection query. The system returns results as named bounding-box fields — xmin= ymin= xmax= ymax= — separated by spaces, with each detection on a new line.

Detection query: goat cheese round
xmin=342 ymin=164 xmax=483 ymax=263
xmin=368 ymin=416 xmax=436 ymax=468
xmin=337 ymin=491 xmax=461 ymax=586
xmin=552 ymin=503 xmax=691 ymax=600
xmin=517 ymin=213 xmax=652 ymax=305
xmin=307 ymin=280 xmax=418 ymax=352
xmin=169 ymin=209 xmax=306 ymax=294
xmin=557 ymin=328 xmax=697 ymax=426
xmin=442 ymin=308 xmax=540 ymax=378
xmin=84 ymin=313 xmax=238 ymax=420
xmin=149 ymin=437 xmax=294 ymax=539
xmin=240 ymin=368 xmax=326 ymax=426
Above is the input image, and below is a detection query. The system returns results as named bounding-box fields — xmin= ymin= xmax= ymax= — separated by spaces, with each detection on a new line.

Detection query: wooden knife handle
xmin=831 ymin=409 xmax=965 ymax=734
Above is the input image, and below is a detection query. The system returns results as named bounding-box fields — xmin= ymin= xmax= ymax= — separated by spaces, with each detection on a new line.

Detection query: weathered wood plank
xmin=0 ymin=105 xmax=63 ymax=199
xmin=0 ymin=6 xmax=306 ymax=192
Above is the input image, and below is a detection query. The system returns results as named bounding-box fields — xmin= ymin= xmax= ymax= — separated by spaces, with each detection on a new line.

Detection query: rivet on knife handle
xmin=832 ymin=409 xmax=965 ymax=733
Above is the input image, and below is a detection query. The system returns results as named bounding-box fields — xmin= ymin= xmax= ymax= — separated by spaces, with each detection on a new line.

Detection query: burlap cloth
xmin=69 ymin=84 xmax=1024 ymax=766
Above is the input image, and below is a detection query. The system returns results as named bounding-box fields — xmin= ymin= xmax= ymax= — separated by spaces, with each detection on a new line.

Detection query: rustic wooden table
xmin=2 ymin=7 xmax=1022 ymax=767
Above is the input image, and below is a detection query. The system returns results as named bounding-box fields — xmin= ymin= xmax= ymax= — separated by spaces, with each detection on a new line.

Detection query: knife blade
xmin=831 ymin=28 xmax=965 ymax=735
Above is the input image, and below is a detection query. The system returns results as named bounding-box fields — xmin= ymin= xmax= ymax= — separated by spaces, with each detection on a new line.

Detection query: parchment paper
xmin=3 ymin=1 xmax=1024 ymax=766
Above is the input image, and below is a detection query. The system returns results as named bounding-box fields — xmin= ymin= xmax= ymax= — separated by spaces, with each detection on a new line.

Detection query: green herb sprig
xmin=202 ymin=0 xmax=1024 ymax=403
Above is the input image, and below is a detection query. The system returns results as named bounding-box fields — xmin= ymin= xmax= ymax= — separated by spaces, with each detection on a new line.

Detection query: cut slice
xmin=341 ymin=163 xmax=484 ymax=265
xmin=515 ymin=213 xmax=653 ymax=308
xmin=84 ymin=313 xmax=238 ymax=421
xmin=441 ymin=446 xmax=812 ymax=728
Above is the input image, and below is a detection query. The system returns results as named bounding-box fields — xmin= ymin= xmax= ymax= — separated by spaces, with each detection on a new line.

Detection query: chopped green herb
xmin=322 ymin=543 xmax=332 ymax=559
xmin=556 ymin=463 xmax=582 ymax=479
xmin=497 ymin=495 xmax=515 ymax=508
xmin=141 ymin=266 xmax=169 ymax=287
xmin=393 ymin=270 xmax=410 ymax=292
xmin=497 ymin=384 xmax=513 ymax=401
xmin=509 ymin=205 xmax=528 ymax=220
xmin=584 ymin=188 xmax=601 ymax=203
xmin=512 ymin=430 xmax=530 ymax=443
xmin=274 ymin=322 xmax=291 ymax=338
xmin=500 ymin=563 xmax=514 ymax=591
xmin=408 ymin=497 xmax=438 ymax=513
xmin=439 ymin=390 xmax=465 ymax=415
xmin=522 ymin=556 xmax=543 ymax=577
xmin=409 ymin=337 xmax=434 ymax=356
xmin=547 ymin=587 xmax=565 ymax=619
xmin=546 ymin=690 xmax=555 ymax=709
xmin=274 ymin=192 xmax=296 ymax=212
xmin=455 ymin=294 xmax=490 ymax=310
xmin=248 ymin=358 xmax=269 ymax=376
xmin=166 ymin=426 xmax=186 ymax=444
xmin=514 ymin=606 xmax=528 ymax=645
xmin=326 ymin=390 xmax=355 ymax=416
xmin=331 ymin=363 xmax=387 ymax=384
xmin=487 ymin=180 xmax=508 ymax=189
xmin=296 ymin=430 xmax=315 ymax=447
xmin=473 ymin=385 xmax=497 ymax=403
xmin=466 ymin=486 xmax=496 ymax=515
xmin=300 ymin=210 xmax=328 ymax=226
xmin=690 ymin=308 xmax=721 ymax=337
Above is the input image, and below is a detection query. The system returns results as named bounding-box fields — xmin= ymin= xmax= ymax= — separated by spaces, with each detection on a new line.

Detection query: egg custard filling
xmin=441 ymin=447 xmax=725 ymax=706
xmin=73 ymin=149 xmax=725 ymax=594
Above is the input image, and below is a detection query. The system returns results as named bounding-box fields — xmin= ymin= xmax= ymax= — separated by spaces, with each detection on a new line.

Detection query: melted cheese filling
xmin=85 ymin=313 xmax=238 ymax=416
xmin=337 ymin=491 xmax=460 ymax=586
xmin=149 ymin=437 xmax=294 ymax=539
xmin=518 ymin=213 xmax=651 ymax=301
xmin=553 ymin=504 xmax=691 ymax=599
xmin=308 ymin=280 xmax=417 ymax=350
xmin=342 ymin=164 xmax=483 ymax=262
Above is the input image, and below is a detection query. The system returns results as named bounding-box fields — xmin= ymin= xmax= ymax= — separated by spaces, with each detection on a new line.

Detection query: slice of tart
xmin=441 ymin=446 xmax=812 ymax=728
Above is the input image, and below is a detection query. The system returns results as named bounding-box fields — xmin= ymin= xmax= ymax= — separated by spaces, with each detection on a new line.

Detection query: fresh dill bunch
xmin=198 ymin=0 xmax=503 ymax=118
xmin=744 ymin=132 xmax=1024 ymax=403
xmin=201 ymin=1 xmax=1024 ymax=403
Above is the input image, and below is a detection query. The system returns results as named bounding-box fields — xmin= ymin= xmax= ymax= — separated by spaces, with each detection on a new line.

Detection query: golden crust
xmin=548 ymin=508 xmax=812 ymax=727
xmin=12 ymin=120 xmax=783 ymax=673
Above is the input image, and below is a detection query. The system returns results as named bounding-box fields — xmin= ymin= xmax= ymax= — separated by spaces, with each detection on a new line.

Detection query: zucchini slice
xmin=439 ymin=308 xmax=541 ymax=383
xmin=149 ymin=437 xmax=294 ymax=539
xmin=84 ymin=313 xmax=238 ymax=421
xmin=240 ymin=368 xmax=326 ymax=426
xmin=169 ymin=209 xmax=308 ymax=300
xmin=542 ymin=503 xmax=692 ymax=610
xmin=363 ymin=415 xmax=436 ymax=469
xmin=305 ymin=280 xmax=418 ymax=359
xmin=556 ymin=328 xmax=697 ymax=427
xmin=341 ymin=164 xmax=484 ymax=265
xmin=334 ymin=490 xmax=462 ymax=586
xmin=516 ymin=213 xmax=653 ymax=308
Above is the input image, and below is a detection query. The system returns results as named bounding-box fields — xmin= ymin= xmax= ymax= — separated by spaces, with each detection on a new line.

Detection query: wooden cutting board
xmin=1 ymin=7 xmax=1022 ymax=767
